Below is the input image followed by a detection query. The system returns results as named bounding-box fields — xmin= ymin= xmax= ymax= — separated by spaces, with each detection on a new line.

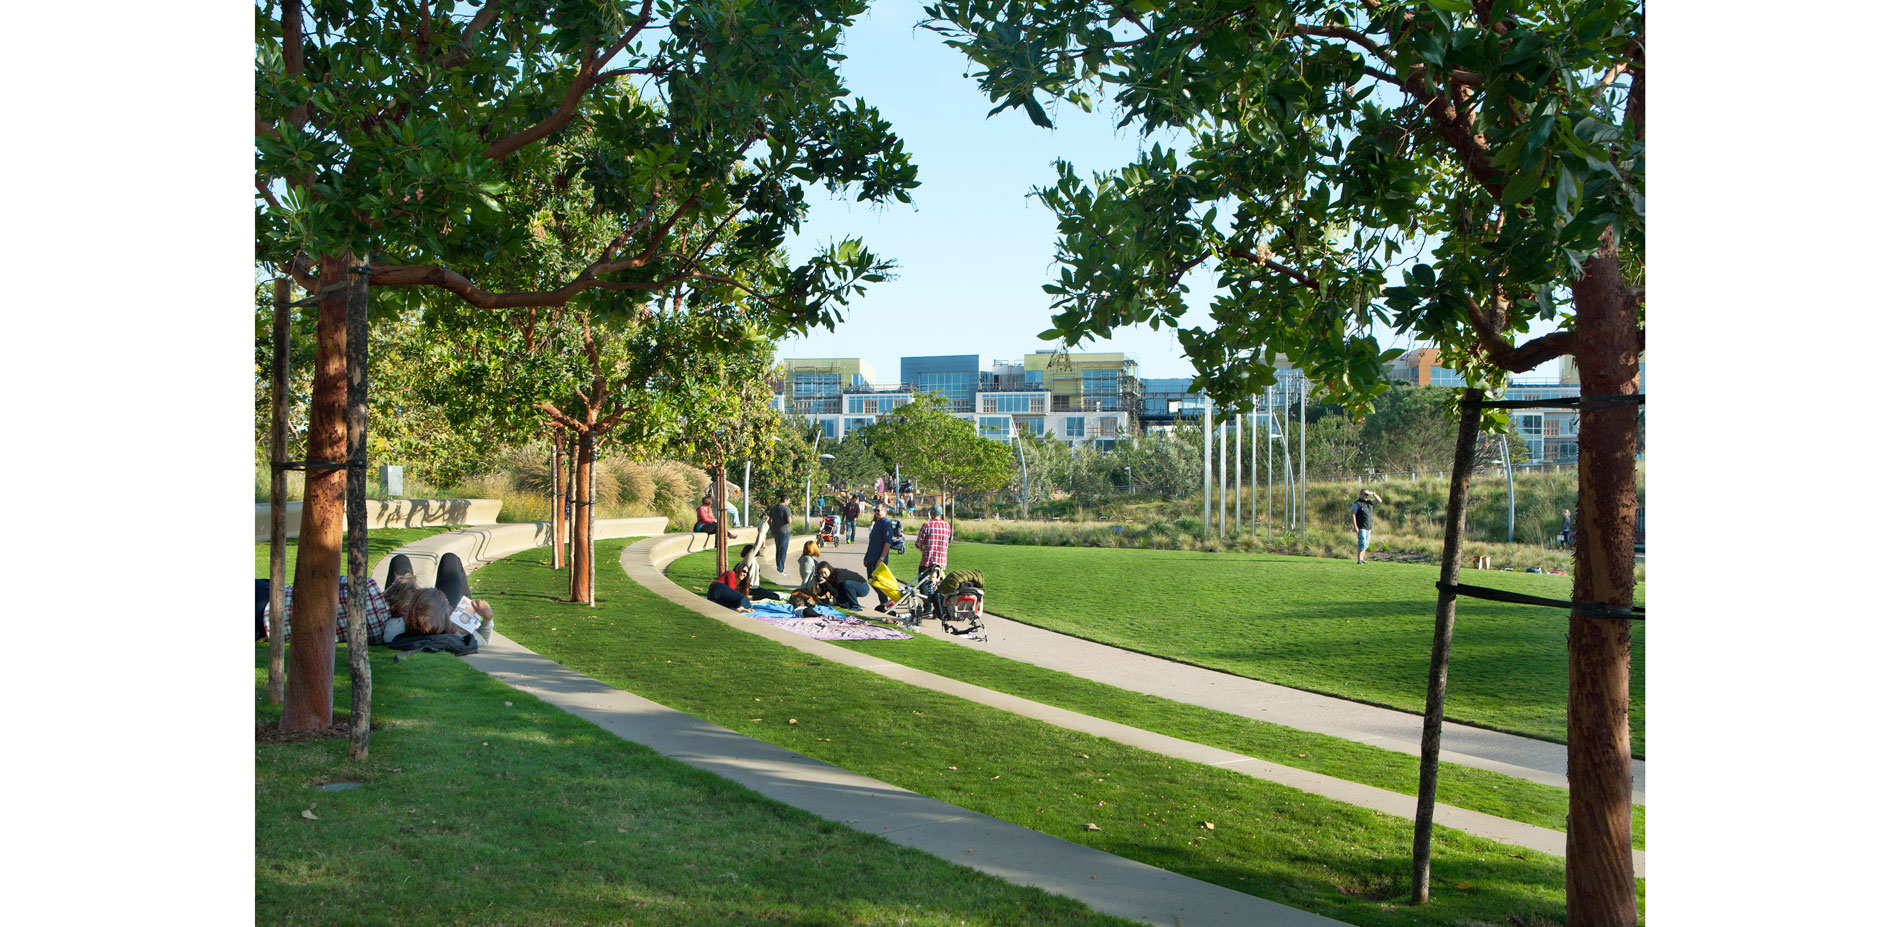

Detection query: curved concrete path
xmin=639 ymin=533 xmax=1643 ymax=877
xmin=396 ymin=526 xmax=1347 ymax=925
xmin=389 ymin=524 xmax=1643 ymax=918
xmin=745 ymin=534 xmax=1645 ymax=802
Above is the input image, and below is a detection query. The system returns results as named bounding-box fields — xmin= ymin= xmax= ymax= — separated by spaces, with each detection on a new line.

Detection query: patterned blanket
xmin=743 ymin=601 xmax=911 ymax=641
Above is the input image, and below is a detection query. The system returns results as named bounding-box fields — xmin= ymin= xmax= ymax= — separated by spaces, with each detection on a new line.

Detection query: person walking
xmin=862 ymin=502 xmax=899 ymax=612
xmin=1350 ymin=489 xmax=1383 ymax=564
xmin=1559 ymin=508 xmax=1574 ymax=549
xmin=766 ymin=493 xmax=794 ymax=576
xmin=916 ymin=504 xmax=951 ymax=585
xmin=842 ymin=493 xmax=861 ymax=544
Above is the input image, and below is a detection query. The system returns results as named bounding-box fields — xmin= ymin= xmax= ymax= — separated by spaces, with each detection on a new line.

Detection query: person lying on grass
xmin=260 ymin=551 xmax=492 ymax=651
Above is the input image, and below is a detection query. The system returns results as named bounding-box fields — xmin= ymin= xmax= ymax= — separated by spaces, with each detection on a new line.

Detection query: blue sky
xmin=777 ymin=1 xmax=1563 ymax=384
xmin=778 ymin=1 xmax=1224 ymax=382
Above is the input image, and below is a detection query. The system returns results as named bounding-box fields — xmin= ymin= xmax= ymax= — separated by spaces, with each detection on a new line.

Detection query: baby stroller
xmin=817 ymin=514 xmax=841 ymax=548
xmin=887 ymin=520 xmax=906 ymax=556
xmin=893 ymin=567 xmax=986 ymax=642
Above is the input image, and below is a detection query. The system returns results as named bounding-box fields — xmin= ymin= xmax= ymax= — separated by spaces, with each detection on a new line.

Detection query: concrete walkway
xmin=754 ymin=532 xmax=1644 ymax=800
xmin=384 ymin=524 xmax=1643 ymax=922
xmin=466 ymin=631 xmax=1345 ymax=927
xmin=640 ymin=533 xmax=1644 ymax=877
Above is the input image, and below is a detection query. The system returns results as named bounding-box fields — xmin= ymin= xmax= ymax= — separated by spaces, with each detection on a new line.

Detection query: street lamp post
xmin=1499 ymin=434 xmax=1515 ymax=544
xmin=1013 ymin=434 xmax=1030 ymax=520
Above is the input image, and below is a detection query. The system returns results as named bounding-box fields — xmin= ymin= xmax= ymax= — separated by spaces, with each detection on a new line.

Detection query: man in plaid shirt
xmin=271 ymin=577 xmax=397 ymax=644
xmin=915 ymin=504 xmax=951 ymax=585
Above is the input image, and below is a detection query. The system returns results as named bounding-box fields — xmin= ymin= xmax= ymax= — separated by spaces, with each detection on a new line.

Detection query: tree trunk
xmin=551 ymin=429 xmax=567 ymax=570
xmin=1566 ymin=229 xmax=1640 ymax=927
xmin=267 ymin=278 xmax=291 ymax=705
xmin=344 ymin=266 xmax=373 ymax=760
xmin=714 ymin=463 xmax=730 ymax=576
xmin=570 ymin=429 xmax=596 ymax=604
xmin=282 ymin=252 xmax=351 ymax=732
xmin=1411 ymin=387 xmax=1486 ymax=904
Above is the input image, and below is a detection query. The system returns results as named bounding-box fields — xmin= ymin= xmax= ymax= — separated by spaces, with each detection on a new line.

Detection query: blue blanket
xmin=741 ymin=601 xmax=911 ymax=641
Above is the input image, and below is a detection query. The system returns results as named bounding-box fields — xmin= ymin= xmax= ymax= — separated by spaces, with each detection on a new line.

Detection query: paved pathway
xmin=750 ymin=533 xmax=1645 ymax=801
xmin=391 ymin=525 xmax=1645 ymax=924
xmin=644 ymin=533 xmax=1643 ymax=876
xmin=466 ymin=630 xmax=1345 ymax=927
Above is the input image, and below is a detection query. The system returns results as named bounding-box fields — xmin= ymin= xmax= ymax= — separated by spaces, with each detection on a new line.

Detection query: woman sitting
xmin=695 ymin=495 xmax=737 ymax=539
xmin=808 ymin=561 xmax=872 ymax=612
xmin=706 ymin=544 xmax=780 ymax=611
xmin=797 ymin=540 xmax=823 ymax=587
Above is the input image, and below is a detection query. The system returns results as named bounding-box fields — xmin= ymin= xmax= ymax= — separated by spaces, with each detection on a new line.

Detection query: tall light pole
xmin=1218 ymin=411 xmax=1228 ymax=537
xmin=1013 ymin=434 xmax=1029 ymax=520
xmin=1298 ymin=374 xmax=1308 ymax=533
xmin=1202 ymin=398 xmax=1212 ymax=533
xmin=1499 ymin=434 xmax=1515 ymax=544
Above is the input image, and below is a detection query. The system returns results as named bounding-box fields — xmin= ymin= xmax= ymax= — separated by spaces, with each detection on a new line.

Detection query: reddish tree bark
xmin=1565 ymin=228 xmax=1640 ymax=926
xmin=570 ymin=429 xmax=597 ymax=604
xmin=281 ymin=253 xmax=351 ymax=731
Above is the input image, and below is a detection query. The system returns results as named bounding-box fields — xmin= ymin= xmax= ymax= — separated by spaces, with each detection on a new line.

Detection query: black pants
xmin=436 ymin=553 xmax=469 ymax=606
xmin=772 ymin=527 xmax=792 ymax=574
xmin=707 ymin=583 xmax=750 ymax=610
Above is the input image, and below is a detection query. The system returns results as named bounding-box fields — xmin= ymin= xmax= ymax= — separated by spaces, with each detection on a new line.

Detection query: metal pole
xmin=1014 ymin=435 xmax=1029 ymax=520
xmin=1282 ymin=412 xmax=1295 ymax=531
xmin=1299 ymin=376 xmax=1308 ymax=534
xmin=1218 ymin=413 xmax=1228 ymax=537
xmin=267 ymin=278 xmax=290 ymax=705
xmin=1265 ymin=385 xmax=1274 ymax=535
xmin=743 ymin=459 xmax=751 ymax=528
xmin=1202 ymin=399 xmax=1212 ymax=532
xmin=1250 ymin=402 xmax=1258 ymax=538
xmin=550 ymin=440 xmax=560 ymax=567
xmin=1502 ymin=432 xmax=1516 ymax=544
xmin=344 ymin=264 xmax=373 ymax=760
xmin=1235 ymin=407 xmax=1243 ymax=529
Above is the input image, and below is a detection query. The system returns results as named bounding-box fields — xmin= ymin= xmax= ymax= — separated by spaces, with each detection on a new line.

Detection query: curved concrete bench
xmin=372 ymin=516 xmax=669 ymax=589
xmin=256 ymin=498 xmax=504 ymax=542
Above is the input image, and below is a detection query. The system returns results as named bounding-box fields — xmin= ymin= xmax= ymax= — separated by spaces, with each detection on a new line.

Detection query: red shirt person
xmin=916 ymin=505 xmax=951 ymax=573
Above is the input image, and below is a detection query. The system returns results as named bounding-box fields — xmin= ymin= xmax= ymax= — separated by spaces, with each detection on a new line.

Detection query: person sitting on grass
xmin=707 ymin=544 xmax=780 ymax=611
xmin=790 ymin=561 xmax=844 ymax=613
xmin=797 ymin=540 xmax=824 ymax=587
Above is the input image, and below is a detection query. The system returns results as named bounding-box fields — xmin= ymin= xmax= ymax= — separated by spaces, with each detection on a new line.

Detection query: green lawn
xmin=254 ymin=527 xmax=462 ymax=579
xmin=482 ymin=539 xmax=1639 ymax=926
xmin=902 ymin=543 xmax=1646 ymax=754
xmin=256 ymin=644 xmax=1135 ymax=927
xmin=666 ymin=547 xmax=1643 ymax=850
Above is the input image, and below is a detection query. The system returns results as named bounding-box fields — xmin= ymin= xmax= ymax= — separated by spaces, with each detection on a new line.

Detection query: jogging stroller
xmin=887 ymin=519 xmax=906 ymax=556
xmin=817 ymin=514 xmax=841 ymax=548
xmin=894 ymin=566 xmax=986 ymax=642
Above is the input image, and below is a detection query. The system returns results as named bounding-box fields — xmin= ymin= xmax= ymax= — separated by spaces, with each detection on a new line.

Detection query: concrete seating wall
xmin=372 ymin=516 xmax=670 ymax=590
xmin=257 ymin=499 xmax=505 ymax=542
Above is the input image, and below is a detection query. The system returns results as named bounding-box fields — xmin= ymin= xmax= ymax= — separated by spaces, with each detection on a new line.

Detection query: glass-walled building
xmin=900 ymin=355 xmax=980 ymax=412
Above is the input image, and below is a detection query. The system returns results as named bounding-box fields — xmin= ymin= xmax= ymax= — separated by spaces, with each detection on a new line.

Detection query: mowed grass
xmin=930 ymin=543 xmax=1645 ymax=754
xmin=255 ymin=644 xmax=1137 ymax=927
xmin=254 ymin=527 xmax=461 ymax=579
xmin=482 ymin=539 xmax=1640 ymax=926
xmin=666 ymin=547 xmax=1644 ymax=851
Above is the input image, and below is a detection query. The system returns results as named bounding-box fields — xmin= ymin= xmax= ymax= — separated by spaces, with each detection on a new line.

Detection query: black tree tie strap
xmin=1435 ymin=581 xmax=1644 ymax=620
xmin=273 ymin=458 xmax=367 ymax=472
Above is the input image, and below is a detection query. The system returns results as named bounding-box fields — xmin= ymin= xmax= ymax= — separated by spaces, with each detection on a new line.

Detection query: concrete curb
xmin=256 ymin=498 xmax=505 ymax=541
xmin=371 ymin=517 xmax=668 ymax=589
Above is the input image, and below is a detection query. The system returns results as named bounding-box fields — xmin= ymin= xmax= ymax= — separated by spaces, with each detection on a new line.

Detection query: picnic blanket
xmin=743 ymin=600 xmax=911 ymax=641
